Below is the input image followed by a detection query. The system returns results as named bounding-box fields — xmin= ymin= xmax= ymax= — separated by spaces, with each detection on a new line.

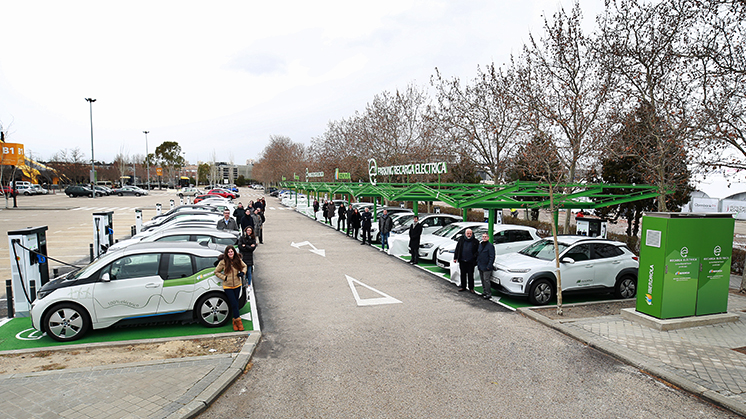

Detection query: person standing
xmin=322 ymin=201 xmax=328 ymax=223
xmin=313 ymin=199 xmax=320 ymax=220
xmin=214 ymin=245 xmax=248 ymax=331
xmin=251 ymin=208 xmax=264 ymax=244
xmin=346 ymin=205 xmax=355 ymax=236
xmin=454 ymin=229 xmax=479 ymax=292
xmin=408 ymin=216 xmax=423 ymax=264
xmin=237 ymin=226 xmax=257 ymax=288
xmin=240 ymin=208 xmax=254 ymax=232
xmin=326 ymin=200 xmax=336 ymax=225
xmin=476 ymin=232 xmax=495 ymax=299
xmin=360 ymin=207 xmax=373 ymax=245
xmin=337 ymin=202 xmax=347 ymax=231
xmin=378 ymin=209 xmax=393 ymax=251
xmin=216 ymin=209 xmax=239 ymax=231
xmin=233 ymin=202 xmax=245 ymax=226
xmin=350 ymin=208 xmax=361 ymax=239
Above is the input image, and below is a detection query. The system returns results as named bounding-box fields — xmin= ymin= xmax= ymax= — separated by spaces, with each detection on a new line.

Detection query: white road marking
xmin=346 ymin=275 xmax=402 ymax=307
xmin=290 ymin=241 xmax=325 ymax=257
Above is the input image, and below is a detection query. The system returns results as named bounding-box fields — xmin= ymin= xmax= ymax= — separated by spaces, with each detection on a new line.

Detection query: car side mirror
xmin=561 ymin=257 xmax=575 ymax=264
xmin=101 ymin=272 xmax=111 ymax=282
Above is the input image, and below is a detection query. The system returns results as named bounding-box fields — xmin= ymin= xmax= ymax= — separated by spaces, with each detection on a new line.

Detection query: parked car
xmin=207 ymin=188 xmax=237 ymax=199
xmin=0 ymin=186 xmax=18 ymax=197
xmin=491 ymin=236 xmax=639 ymax=305
xmin=148 ymin=205 xmax=222 ymax=223
xmin=65 ymin=185 xmax=103 ymax=197
xmin=108 ymin=227 xmax=239 ymax=252
xmin=16 ymin=184 xmax=36 ymax=195
xmin=31 ymin=184 xmax=49 ymax=195
xmin=112 ymin=185 xmax=149 ymax=196
xmin=436 ymin=224 xmax=541 ymax=270
xmin=414 ymin=221 xmax=489 ymax=263
xmin=30 ymin=242 xmax=245 ymax=342
xmin=370 ymin=211 xmax=414 ymax=243
xmin=141 ymin=212 xmax=223 ymax=232
xmin=387 ymin=214 xmax=462 ymax=256
xmin=178 ymin=187 xmax=204 ymax=198
xmin=92 ymin=185 xmax=111 ymax=196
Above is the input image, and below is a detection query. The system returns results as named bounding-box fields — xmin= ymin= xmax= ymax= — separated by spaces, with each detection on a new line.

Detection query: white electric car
xmin=491 ymin=236 xmax=639 ymax=305
xmin=31 ymin=242 xmax=242 ymax=342
xmin=435 ymin=224 xmax=541 ymax=270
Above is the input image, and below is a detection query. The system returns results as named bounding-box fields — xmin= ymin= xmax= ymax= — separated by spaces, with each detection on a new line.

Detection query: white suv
xmin=491 ymin=236 xmax=639 ymax=305
xmin=31 ymin=242 xmax=243 ymax=341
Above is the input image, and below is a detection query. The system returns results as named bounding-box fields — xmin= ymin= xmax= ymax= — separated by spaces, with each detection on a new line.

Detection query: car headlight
xmin=36 ymin=288 xmax=53 ymax=300
xmin=420 ymin=243 xmax=434 ymax=249
xmin=508 ymin=268 xmax=531 ymax=273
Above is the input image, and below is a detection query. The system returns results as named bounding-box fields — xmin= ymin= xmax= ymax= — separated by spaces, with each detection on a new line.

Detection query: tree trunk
xmin=741 ymin=254 xmax=746 ymax=293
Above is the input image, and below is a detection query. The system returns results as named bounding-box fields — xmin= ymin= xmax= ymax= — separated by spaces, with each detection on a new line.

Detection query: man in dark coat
xmin=322 ymin=201 xmax=328 ymax=223
xmin=360 ymin=207 xmax=373 ymax=244
xmin=346 ymin=205 xmax=355 ymax=236
xmin=408 ymin=216 xmax=423 ymax=265
xmin=350 ymin=208 xmax=361 ymax=239
xmin=337 ymin=203 xmax=346 ymax=231
xmin=240 ymin=208 xmax=254 ymax=232
xmin=233 ymin=203 xmax=245 ymax=225
xmin=326 ymin=200 xmax=336 ymax=225
xmin=378 ymin=209 xmax=394 ymax=251
xmin=454 ymin=228 xmax=480 ymax=291
xmin=313 ymin=200 xmax=320 ymax=220
xmin=476 ymin=232 xmax=496 ymax=299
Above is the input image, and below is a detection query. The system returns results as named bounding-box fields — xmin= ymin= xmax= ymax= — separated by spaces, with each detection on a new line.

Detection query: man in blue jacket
xmin=476 ymin=232 xmax=495 ymax=299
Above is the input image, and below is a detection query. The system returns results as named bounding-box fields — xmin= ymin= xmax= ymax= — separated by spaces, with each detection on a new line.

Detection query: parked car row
xmin=30 ymin=195 xmax=245 ymax=342
xmin=64 ymin=184 xmax=149 ymax=198
xmin=281 ymin=192 xmax=640 ymax=306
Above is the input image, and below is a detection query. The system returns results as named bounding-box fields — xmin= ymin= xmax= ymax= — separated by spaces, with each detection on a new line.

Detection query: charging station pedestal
xmin=170 ymin=199 xmax=175 ymax=210
xmin=156 ymin=203 xmax=162 ymax=216
xmin=135 ymin=209 xmax=143 ymax=234
xmin=93 ymin=211 xmax=114 ymax=258
xmin=576 ymin=217 xmax=607 ymax=238
xmin=7 ymin=226 xmax=50 ymax=317
xmin=179 ymin=196 xmax=184 ymax=206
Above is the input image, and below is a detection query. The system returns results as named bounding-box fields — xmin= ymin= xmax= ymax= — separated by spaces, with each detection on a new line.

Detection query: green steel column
xmin=488 ymin=208 xmax=494 ymax=241
xmin=553 ymin=209 xmax=559 ymax=233
xmin=413 ymin=201 xmax=418 ymax=216
xmin=373 ymin=197 xmax=378 ymax=222
xmin=462 ymin=208 xmax=468 ymax=221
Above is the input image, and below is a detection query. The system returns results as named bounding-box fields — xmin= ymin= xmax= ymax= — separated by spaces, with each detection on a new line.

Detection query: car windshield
xmin=432 ymin=223 xmax=464 ymax=237
xmin=519 ymin=239 xmax=570 ymax=261
xmin=67 ymin=251 xmax=120 ymax=280
xmin=394 ymin=214 xmax=414 ymax=228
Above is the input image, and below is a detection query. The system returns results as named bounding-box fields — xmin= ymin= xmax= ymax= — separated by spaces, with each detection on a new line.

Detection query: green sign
xmin=335 ymin=168 xmax=351 ymax=180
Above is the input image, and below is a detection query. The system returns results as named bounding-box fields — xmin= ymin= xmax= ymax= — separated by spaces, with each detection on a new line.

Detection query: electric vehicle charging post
xmin=93 ymin=211 xmax=114 ymax=258
xmin=170 ymin=199 xmax=175 ymax=210
xmin=7 ymin=226 xmax=50 ymax=317
xmin=156 ymin=203 xmax=162 ymax=216
xmin=135 ymin=209 xmax=143 ymax=234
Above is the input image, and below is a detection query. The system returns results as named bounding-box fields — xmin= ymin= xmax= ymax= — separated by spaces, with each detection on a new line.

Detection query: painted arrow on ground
xmin=290 ymin=241 xmax=326 ymax=257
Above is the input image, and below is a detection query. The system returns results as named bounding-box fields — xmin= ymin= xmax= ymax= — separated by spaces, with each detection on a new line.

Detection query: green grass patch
xmin=0 ymin=305 xmax=253 ymax=352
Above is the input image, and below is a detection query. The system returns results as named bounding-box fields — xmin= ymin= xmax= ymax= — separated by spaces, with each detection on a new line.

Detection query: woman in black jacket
xmin=237 ymin=226 xmax=257 ymax=287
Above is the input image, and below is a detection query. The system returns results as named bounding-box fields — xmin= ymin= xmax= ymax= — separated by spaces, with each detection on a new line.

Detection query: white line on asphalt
xmin=346 ymin=275 xmax=402 ymax=306
xmin=52 ymin=231 xmax=63 ymax=234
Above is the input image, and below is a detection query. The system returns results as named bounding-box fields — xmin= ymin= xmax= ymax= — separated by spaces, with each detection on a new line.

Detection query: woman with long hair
xmin=214 ymin=245 xmax=248 ymax=331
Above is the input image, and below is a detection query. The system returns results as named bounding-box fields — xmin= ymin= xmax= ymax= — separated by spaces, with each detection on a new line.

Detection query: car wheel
xmin=614 ymin=275 xmax=637 ymax=299
xmin=118 ymin=193 xmax=123 ymax=196
xmin=135 ymin=193 xmax=141 ymax=197
xmin=67 ymin=194 xmax=73 ymax=197
xmin=528 ymin=278 xmax=553 ymax=305
xmin=196 ymin=293 xmax=231 ymax=327
xmin=88 ymin=193 xmax=93 ymax=198
xmin=43 ymin=303 xmax=90 ymax=342
xmin=24 ymin=192 xmax=30 ymax=196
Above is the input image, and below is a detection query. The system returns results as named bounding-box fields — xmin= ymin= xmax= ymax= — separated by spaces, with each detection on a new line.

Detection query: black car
xmin=65 ymin=185 xmax=103 ymax=197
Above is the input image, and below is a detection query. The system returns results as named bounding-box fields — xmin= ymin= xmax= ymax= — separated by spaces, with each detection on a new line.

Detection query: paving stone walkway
xmin=0 ymin=354 xmax=234 ymax=419
xmin=524 ymin=293 xmax=746 ymax=417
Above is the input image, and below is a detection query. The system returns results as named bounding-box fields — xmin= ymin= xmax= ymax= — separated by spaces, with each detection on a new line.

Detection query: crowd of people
xmin=214 ymin=196 xmax=267 ymax=331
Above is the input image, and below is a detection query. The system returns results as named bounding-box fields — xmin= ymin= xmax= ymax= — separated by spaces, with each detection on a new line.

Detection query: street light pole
xmin=85 ymin=98 xmax=96 ymax=198
xmin=143 ymin=130 xmax=150 ymax=191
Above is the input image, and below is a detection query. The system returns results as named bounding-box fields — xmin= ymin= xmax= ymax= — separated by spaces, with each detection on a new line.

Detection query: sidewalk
xmin=0 ymin=332 xmax=260 ymax=419
xmin=521 ymin=288 xmax=746 ymax=417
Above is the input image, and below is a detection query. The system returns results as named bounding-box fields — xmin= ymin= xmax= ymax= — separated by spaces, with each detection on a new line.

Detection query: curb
xmin=173 ymin=331 xmax=262 ymax=419
xmin=518 ymin=306 xmax=746 ymax=417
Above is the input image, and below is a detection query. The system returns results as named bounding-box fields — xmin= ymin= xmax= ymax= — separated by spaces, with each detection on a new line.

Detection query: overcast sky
xmin=0 ymin=0 xmax=605 ymax=166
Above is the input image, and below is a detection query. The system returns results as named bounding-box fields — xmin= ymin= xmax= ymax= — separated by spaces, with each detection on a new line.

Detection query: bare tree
xmin=253 ymin=135 xmax=307 ymax=184
xmin=114 ymin=144 xmax=129 ymax=187
xmin=432 ymin=63 xmax=522 ymax=183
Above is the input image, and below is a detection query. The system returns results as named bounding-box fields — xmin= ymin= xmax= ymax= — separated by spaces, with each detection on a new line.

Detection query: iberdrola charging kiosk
xmin=7 ymin=226 xmax=50 ymax=317
xmin=636 ymin=213 xmax=734 ymax=319
xmin=93 ymin=211 xmax=114 ymax=258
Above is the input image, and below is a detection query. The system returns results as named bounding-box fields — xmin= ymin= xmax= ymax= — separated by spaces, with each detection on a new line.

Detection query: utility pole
xmin=85 ymin=98 xmax=96 ymax=198
xmin=143 ymin=131 xmax=150 ymax=190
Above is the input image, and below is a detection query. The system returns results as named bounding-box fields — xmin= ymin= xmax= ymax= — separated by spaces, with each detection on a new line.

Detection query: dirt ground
xmin=0 ymin=335 xmax=247 ymax=374
xmin=530 ymin=300 xmax=636 ymax=320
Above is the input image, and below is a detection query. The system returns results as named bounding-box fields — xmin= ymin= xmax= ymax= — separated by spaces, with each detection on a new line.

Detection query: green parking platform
xmin=0 ymin=304 xmax=254 ymax=352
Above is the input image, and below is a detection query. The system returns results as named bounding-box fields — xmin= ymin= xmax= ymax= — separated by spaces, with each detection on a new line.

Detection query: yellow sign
xmin=156 ymin=167 xmax=163 ymax=176
xmin=0 ymin=143 xmax=24 ymax=166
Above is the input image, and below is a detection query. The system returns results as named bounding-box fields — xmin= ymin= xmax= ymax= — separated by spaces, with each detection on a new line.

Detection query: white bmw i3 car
xmin=31 ymin=242 xmax=243 ymax=342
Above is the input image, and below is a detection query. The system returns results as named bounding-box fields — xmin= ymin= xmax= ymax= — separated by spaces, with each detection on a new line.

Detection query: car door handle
xmin=145 ymin=283 xmax=160 ymax=288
